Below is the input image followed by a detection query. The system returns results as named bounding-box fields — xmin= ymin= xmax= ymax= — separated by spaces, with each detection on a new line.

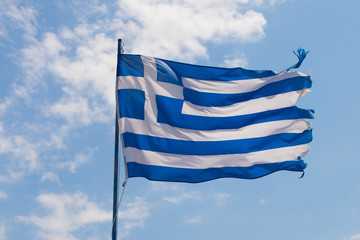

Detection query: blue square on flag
xmin=118 ymin=55 xmax=144 ymax=77
xmin=118 ymin=89 xmax=145 ymax=120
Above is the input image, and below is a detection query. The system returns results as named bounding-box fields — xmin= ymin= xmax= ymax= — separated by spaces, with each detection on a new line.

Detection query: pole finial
xmin=118 ymin=39 xmax=124 ymax=54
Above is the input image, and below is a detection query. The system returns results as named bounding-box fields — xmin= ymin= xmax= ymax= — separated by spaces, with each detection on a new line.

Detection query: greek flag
xmin=117 ymin=53 xmax=313 ymax=183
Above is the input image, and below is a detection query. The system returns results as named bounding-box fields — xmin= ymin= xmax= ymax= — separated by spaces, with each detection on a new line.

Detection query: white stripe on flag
xmin=119 ymin=118 xmax=312 ymax=141
xmin=124 ymin=144 xmax=311 ymax=169
xmin=181 ymin=90 xmax=308 ymax=117
xmin=182 ymin=71 xmax=309 ymax=94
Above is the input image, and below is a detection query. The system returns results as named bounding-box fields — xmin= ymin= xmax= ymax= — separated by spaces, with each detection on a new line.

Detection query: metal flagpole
xmin=112 ymin=38 xmax=122 ymax=240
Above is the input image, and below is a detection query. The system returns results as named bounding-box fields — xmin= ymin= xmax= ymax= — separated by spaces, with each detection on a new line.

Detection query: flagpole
xmin=112 ymin=38 xmax=122 ymax=240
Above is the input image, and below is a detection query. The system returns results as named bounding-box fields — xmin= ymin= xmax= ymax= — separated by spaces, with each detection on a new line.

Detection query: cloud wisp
xmin=117 ymin=197 xmax=151 ymax=239
xmin=162 ymin=191 xmax=204 ymax=204
xmin=18 ymin=192 xmax=111 ymax=240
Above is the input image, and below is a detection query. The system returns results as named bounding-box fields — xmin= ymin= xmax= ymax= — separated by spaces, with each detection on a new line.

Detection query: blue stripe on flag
xmin=184 ymin=76 xmax=312 ymax=107
xmin=155 ymin=57 xmax=276 ymax=85
xmin=122 ymin=130 xmax=312 ymax=155
xmin=156 ymin=95 xmax=314 ymax=130
xmin=156 ymin=58 xmax=183 ymax=86
xmin=126 ymin=160 xmax=307 ymax=183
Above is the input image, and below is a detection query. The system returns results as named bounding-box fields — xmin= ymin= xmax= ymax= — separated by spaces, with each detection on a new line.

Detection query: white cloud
xmin=43 ymin=125 xmax=70 ymax=150
xmin=47 ymin=96 xmax=110 ymax=126
xmin=57 ymin=147 xmax=97 ymax=173
xmin=349 ymin=233 xmax=360 ymax=240
xmin=185 ymin=214 xmax=203 ymax=224
xmin=0 ymin=191 xmax=8 ymax=200
xmin=55 ymin=0 xmax=108 ymax=23
xmin=0 ymin=127 xmax=41 ymax=182
xmin=0 ymin=122 xmax=73 ymax=182
xmin=20 ymin=32 xmax=66 ymax=92
xmin=260 ymin=198 xmax=266 ymax=205
xmin=12 ymin=136 xmax=40 ymax=170
xmin=0 ymin=98 xmax=12 ymax=115
xmin=117 ymin=197 xmax=151 ymax=239
xmin=224 ymin=57 xmax=248 ymax=68
xmin=149 ymin=182 xmax=180 ymax=192
xmin=18 ymin=192 xmax=150 ymax=240
xmin=249 ymin=0 xmax=287 ymax=7
xmin=0 ymin=32 xmax=66 ymax=114
xmin=0 ymin=170 xmax=23 ymax=183
xmin=41 ymin=172 xmax=60 ymax=184
xmin=117 ymin=0 xmax=266 ymax=61
xmin=162 ymin=191 xmax=204 ymax=204
xmin=214 ymin=193 xmax=230 ymax=207
xmin=0 ymin=0 xmax=37 ymax=40
xmin=17 ymin=31 xmax=116 ymax=128
xmin=18 ymin=192 xmax=111 ymax=240
xmin=222 ymin=50 xmax=248 ymax=68
xmin=0 ymin=222 xmax=6 ymax=240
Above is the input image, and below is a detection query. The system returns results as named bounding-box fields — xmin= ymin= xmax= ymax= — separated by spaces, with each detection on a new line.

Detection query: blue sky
xmin=1 ymin=0 xmax=360 ymax=239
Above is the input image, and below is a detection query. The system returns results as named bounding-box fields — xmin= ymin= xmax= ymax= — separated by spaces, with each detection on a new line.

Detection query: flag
xmin=116 ymin=53 xmax=313 ymax=183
